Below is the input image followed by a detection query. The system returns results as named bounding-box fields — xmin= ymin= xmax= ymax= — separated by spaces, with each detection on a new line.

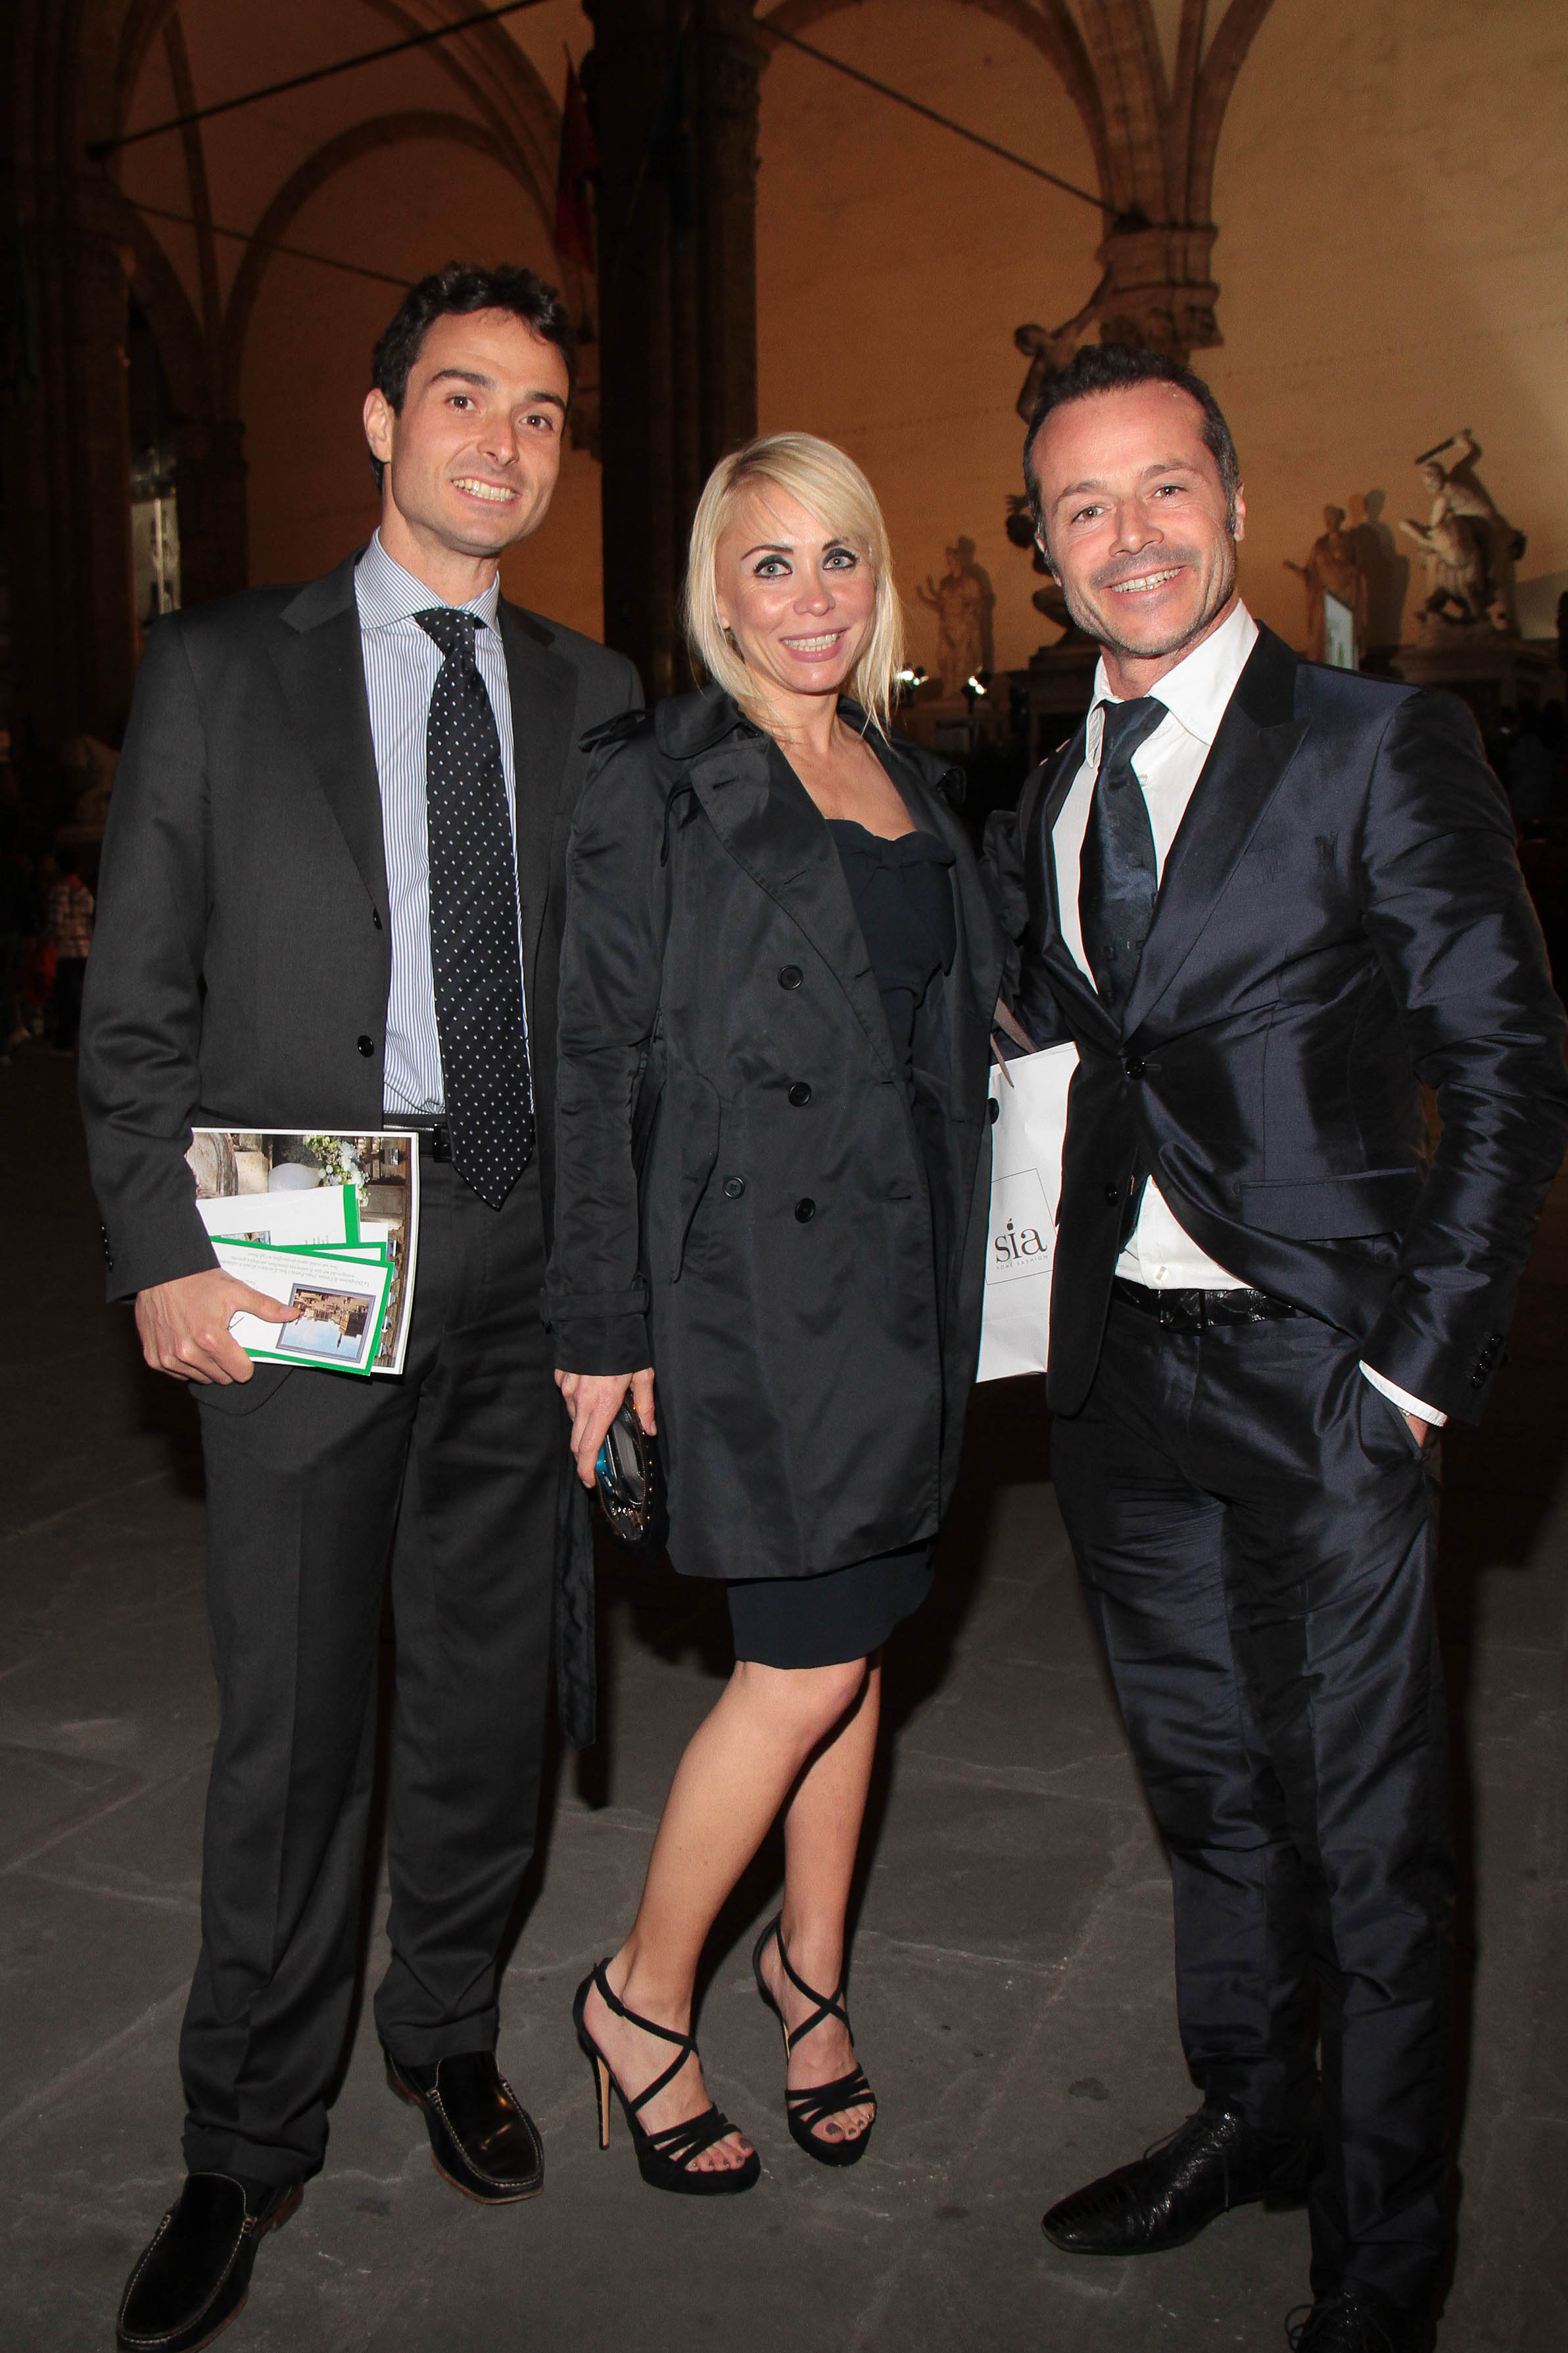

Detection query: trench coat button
xmin=778 ymin=965 xmax=803 ymax=989
xmin=723 ymin=1175 xmax=746 ymax=1200
xmin=1125 ymin=1057 xmax=1146 ymax=1079
xmin=794 ymin=1197 xmax=816 ymax=1222
xmin=988 ymin=1098 xmax=1000 ymax=1124
xmin=1103 ymin=1180 xmax=1122 ymax=1205
xmin=788 ymin=1082 xmax=812 ymax=1107
xmin=357 ymin=1034 xmax=375 ymax=1057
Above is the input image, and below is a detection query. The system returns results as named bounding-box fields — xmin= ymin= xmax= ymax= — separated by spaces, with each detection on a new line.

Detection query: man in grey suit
xmin=80 ymin=263 xmax=640 ymax=2353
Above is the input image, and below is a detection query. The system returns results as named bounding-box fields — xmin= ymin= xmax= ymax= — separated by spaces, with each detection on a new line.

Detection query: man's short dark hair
xmin=368 ymin=261 xmax=577 ymax=491
xmin=1022 ymin=343 xmax=1241 ymax=539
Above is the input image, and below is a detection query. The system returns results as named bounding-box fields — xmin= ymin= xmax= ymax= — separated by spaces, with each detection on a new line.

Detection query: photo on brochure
xmin=185 ymin=1128 xmax=421 ymax=1374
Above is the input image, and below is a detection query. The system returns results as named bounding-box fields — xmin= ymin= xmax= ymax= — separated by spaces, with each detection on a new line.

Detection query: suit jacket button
xmin=723 ymin=1175 xmax=746 ymax=1200
xmin=989 ymin=1098 xmax=1000 ymax=1124
xmin=357 ymin=1034 xmax=375 ymax=1057
xmin=794 ymin=1197 xmax=816 ymax=1222
xmin=1103 ymin=1181 xmax=1122 ymax=1205
xmin=788 ymin=1082 xmax=812 ymax=1107
xmin=778 ymin=965 xmax=803 ymax=989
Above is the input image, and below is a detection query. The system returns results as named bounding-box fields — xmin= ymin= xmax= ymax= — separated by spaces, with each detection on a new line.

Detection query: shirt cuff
xmin=1359 ymin=1362 xmax=1448 ymax=1428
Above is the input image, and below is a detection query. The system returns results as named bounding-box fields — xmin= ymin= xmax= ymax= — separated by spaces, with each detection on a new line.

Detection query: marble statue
xmin=1285 ymin=505 xmax=1370 ymax=663
xmin=916 ymin=541 xmax=992 ymax=696
xmin=1401 ymin=431 xmax=1527 ymax=633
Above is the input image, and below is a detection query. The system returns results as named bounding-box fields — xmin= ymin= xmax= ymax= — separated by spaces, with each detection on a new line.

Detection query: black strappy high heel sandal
xmin=751 ymin=1914 xmax=876 ymax=2168
xmin=572 ymin=1961 xmax=761 ymax=2196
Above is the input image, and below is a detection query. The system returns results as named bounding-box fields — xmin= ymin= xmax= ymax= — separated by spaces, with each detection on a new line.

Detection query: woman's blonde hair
xmin=682 ymin=432 xmax=906 ymax=737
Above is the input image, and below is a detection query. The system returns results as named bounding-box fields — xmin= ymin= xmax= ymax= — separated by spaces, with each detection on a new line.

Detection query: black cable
xmin=133 ymin=200 xmax=412 ymax=292
xmin=87 ymin=0 xmax=549 ymax=162
xmin=759 ymin=22 xmax=1113 ymax=216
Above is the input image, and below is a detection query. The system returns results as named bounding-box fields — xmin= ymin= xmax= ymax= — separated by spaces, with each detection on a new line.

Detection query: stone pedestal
xmin=1389 ymin=630 xmax=1554 ymax=738
xmin=587 ymin=0 xmax=763 ymax=698
xmin=1026 ymin=637 xmax=1100 ymax=762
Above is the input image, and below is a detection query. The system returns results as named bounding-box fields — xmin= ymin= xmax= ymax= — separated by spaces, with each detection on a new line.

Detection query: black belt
xmin=395 ymin=1117 xmax=452 ymax=1163
xmin=1112 ymin=1277 xmax=1298 ymax=1332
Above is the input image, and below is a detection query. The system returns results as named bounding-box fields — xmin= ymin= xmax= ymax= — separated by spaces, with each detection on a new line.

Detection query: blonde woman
xmin=547 ymin=435 xmax=1003 ymax=2193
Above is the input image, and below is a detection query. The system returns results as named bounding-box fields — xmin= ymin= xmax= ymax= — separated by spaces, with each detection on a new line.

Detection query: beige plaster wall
xmin=124 ymin=0 xmax=1568 ymax=669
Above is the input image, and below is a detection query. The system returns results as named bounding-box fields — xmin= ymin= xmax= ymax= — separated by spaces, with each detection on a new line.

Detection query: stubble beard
xmin=1061 ymin=535 xmax=1239 ymax=666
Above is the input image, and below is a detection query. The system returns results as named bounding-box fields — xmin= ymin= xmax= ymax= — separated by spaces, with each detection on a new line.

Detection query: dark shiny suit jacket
xmin=80 ymin=550 xmax=641 ymax=1303
xmin=989 ymin=622 xmax=1568 ymax=1421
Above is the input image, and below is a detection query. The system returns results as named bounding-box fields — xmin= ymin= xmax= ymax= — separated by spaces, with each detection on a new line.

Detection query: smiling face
xmin=1028 ymin=380 xmax=1245 ymax=691
xmin=713 ymin=484 xmax=878 ymax=723
xmin=362 ymin=308 xmax=571 ymax=597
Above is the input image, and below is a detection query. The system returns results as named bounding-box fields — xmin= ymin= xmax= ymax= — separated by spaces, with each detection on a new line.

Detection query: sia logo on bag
xmin=987 ymin=1166 xmax=1055 ymax=1284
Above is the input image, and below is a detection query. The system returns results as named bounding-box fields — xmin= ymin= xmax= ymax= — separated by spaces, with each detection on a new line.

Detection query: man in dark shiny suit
xmin=80 ymin=264 xmax=640 ymax=2353
xmin=989 ymin=343 xmax=1568 ymax=2353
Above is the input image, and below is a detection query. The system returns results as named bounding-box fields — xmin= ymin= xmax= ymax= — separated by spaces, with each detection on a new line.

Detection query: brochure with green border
xmin=186 ymin=1129 xmax=419 ymax=1375
xmin=212 ymin=1239 xmax=393 ymax=1378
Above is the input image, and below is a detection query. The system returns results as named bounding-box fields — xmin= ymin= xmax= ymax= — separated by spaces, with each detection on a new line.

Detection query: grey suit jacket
xmin=80 ymin=550 xmax=642 ymax=1300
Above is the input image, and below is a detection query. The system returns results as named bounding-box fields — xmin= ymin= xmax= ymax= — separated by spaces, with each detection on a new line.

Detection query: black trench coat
xmin=545 ymin=686 xmax=1005 ymax=1583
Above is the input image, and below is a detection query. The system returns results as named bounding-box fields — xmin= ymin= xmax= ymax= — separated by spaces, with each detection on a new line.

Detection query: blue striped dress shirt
xmin=354 ymin=529 xmax=527 ymax=1119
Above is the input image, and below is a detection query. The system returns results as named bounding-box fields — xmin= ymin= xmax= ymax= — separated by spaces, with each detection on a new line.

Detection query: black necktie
xmin=1078 ymin=696 xmax=1167 ymax=1023
xmin=414 ymin=606 xmax=535 ymax=1209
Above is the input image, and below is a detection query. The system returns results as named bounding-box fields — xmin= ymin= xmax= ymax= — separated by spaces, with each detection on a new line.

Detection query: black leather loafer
xmin=1041 ymin=2102 xmax=1320 ymax=2255
xmin=1286 ymin=2285 xmax=1437 ymax=2352
xmin=385 ymin=2049 xmax=544 ymax=2203
xmin=117 ymin=2172 xmax=302 ymax=2352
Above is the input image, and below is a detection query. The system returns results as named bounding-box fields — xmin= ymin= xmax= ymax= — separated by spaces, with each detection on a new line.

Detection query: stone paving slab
xmin=1 ymin=1054 xmax=1565 ymax=2353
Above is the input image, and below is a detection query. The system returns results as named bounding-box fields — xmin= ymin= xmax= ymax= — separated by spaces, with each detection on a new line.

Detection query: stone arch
xmin=1186 ymin=0 xmax=1277 ymax=224
xmin=216 ymin=109 xmax=555 ymax=410
xmin=106 ymin=184 xmax=212 ymax=422
xmin=759 ymin=0 xmax=1112 ymax=201
xmin=112 ymin=0 xmax=563 ymax=213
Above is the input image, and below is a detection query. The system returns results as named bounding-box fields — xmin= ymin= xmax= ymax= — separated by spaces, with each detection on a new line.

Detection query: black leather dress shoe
xmin=385 ymin=2049 xmax=544 ymax=2203
xmin=116 ymin=2173 xmax=302 ymax=2352
xmin=1287 ymin=2285 xmax=1437 ymax=2352
xmin=1041 ymin=2102 xmax=1320 ymax=2255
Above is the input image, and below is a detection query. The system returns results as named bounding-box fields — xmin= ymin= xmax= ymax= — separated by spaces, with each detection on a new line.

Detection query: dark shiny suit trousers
xmin=180 ymin=1156 xmax=560 ymax=2185
xmin=1050 ymin=1298 xmax=1454 ymax=2312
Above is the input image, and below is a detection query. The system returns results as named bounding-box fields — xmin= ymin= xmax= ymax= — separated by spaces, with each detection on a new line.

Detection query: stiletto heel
xmin=571 ymin=1962 xmax=761 ymax=2196
xmin=751 ymin=1914 xmax=876 ymax=2168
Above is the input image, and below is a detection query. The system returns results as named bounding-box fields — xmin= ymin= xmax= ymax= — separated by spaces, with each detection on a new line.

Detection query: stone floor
xmin=1 ymin=1046 xmax=1564 ymax=2353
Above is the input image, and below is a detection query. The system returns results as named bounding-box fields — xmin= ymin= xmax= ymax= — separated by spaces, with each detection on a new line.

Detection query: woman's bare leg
xmin=582 ymin=1653 xmax=870 ymax=2171
xmin=757 ymin=1658 xmax=882 ymax=2146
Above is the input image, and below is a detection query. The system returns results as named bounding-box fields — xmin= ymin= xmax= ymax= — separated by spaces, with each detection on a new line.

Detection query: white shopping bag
xmin=976 ymin=1043 xmax=1078 ymax=1382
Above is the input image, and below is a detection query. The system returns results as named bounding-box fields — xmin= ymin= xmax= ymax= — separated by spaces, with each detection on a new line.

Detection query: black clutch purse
xmin=594 ymin=1400 xmax=670 ymax=1561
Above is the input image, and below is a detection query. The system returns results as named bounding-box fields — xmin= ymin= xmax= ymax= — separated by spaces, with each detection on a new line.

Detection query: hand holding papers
xmin=212 ymin=1242 xmax=393 ymax=1377
xmin=185 ymin=1130 xmax=421 ymax=1376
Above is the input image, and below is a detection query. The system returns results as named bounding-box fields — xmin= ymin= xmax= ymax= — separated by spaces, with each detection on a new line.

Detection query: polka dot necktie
xmin=414 ymin=606 xmax=535 ymax=1208
xmin=1078 ymin=695 xmax=1168 ymax=1023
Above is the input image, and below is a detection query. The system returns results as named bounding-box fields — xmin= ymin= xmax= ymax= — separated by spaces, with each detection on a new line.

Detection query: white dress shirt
xmin=354 ymin=530 xmax=527 ymax=1119
xmin=1053 ymin=598 xmax=1443 ymax=1426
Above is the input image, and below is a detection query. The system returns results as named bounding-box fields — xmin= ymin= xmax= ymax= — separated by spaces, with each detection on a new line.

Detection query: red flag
xmin=556 ymin=59 xmax=600 ymax=274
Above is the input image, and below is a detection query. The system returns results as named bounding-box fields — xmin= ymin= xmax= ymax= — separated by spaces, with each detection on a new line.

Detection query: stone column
xmin=586 ymin=0 xmax=762 ymax=696
xmin=174 ymin=416 xmax=249 ymax=607
xmin=1096 ymin=218 xmax=1220 ymax=365
xmin=3 ymin=180 xmax=139 ymax=751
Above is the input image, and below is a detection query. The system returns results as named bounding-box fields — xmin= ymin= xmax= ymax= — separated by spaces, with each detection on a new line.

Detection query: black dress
xmin=727 ymin=819 xmax=959 ymax=1668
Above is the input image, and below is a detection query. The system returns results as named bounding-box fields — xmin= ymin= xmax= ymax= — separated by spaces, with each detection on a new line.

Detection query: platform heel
xmin=751 ymin=1914 xmax=876 ymax=2167
xmin=572 ymin=1962 xmax=760 ymax=2196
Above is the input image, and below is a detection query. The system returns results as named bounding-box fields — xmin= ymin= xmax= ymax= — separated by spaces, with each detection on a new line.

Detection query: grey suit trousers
xmin=179 ymin=1153 xmax=560 ymax=2184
